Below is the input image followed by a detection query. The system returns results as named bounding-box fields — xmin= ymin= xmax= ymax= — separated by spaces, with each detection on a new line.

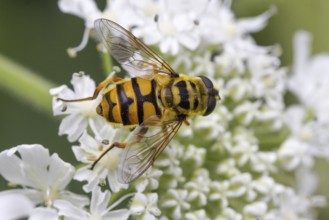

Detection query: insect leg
xmin=90 ymin=126 xmax=149 ymax=170
xmin=57 ymin=77 xmax=122 ymax=102
xmin=90 ymin=141 xmax=127 ymax=170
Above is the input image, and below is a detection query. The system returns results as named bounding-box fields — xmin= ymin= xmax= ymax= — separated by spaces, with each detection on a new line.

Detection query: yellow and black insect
xmin=59 ymin=18 xmax=220 ymax=183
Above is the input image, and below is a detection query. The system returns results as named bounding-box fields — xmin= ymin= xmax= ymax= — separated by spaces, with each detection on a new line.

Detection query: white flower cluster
xmin=59 ymin=0 xmax=275 ymax=57
xmin=0 ymin=144 xmax=130 ymax=220
xmin=1 ymin=0 xmax=328 ymax=219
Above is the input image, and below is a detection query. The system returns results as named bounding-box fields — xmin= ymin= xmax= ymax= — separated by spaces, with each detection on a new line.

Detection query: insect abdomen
xmin=99 ymin=77 xmax=160 ymax=126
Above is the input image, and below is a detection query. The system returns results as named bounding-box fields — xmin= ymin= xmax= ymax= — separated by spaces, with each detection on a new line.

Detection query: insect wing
xmin=94 ymin=18 xmax=176 ymax=78
xmin=117 ymin=116 xmax=183 ymax=184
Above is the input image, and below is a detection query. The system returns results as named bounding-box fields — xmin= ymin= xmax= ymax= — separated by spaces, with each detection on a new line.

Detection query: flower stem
xmin=101 ymin=51 xmax=113 ymax=76
xmin=0 ymin=54 xmax=54 ymax=114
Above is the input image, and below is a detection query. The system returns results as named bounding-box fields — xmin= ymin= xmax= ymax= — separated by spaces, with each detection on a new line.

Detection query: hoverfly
xmin=59 ymin=18 xmax=220 ymax=184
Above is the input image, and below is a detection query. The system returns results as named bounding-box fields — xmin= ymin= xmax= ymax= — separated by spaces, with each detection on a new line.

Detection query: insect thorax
xmin=158 ymin=75 xmax=210 ymax=117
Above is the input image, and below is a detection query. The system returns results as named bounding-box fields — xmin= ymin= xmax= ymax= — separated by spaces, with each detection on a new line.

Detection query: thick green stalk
xmin=101 ymin=51 xmax=113 ymax=76
xmin=0 ymin=54 xmax=54 ymax=114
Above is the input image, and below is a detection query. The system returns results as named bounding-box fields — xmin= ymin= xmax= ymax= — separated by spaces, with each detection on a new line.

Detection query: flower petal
xmin=54 ymin=199 xmax=87 ymax=219
xmin=103 ymin=209 xmax=130 ymax=220
xmin=59 ymin=113 xmax=87 ymax=142
xmin=48 ymin=153 xmax=75 ymax=189
xmin=0 ymin=147 xmax=27 ymax=185
xmin=0 ymin=192 xmax=34 ymax=220
xmin=17 ymin=145 xmax=50 ymax=187
xmin=90 ymin=187 xmax=111 ymax=214
xmin=29 ymin=207 xmax=58 ymax=220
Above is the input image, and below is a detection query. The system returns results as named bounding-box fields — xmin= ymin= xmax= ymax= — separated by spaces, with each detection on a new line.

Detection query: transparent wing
xmin=117 ymin=115 xmax=184 ymax=184
xmin=94 ymin=18 xmax=176 ymax=78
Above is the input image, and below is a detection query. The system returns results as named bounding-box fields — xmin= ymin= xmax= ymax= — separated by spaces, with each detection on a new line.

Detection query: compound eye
xmin=198 ymin=76 xmax=217 ymax=116
xmin=198 ymin=75 xmax=214 ymax=90
xmin=203 ymin=95 xmax=216 ymax=116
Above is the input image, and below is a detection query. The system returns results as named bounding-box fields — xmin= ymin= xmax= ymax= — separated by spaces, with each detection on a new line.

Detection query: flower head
xmin=130 ymin=193 xmax=161 ymax=220
xmin=73 ymin=125 xmax=128 ymax=193
xmin=161 ymin=189 xmax=191 ymax=219
xmin=290 ymin=31 xmax=329 ymax=124
xmin=54 ymin=186 xmax=131 ymax=220
xmin=50 ymin=72 xmax=106 ymax=142
xmin=0 ymin=144 xmax=88 ymax=218
xmin=47 ymin=1 xmax=329 ymax=219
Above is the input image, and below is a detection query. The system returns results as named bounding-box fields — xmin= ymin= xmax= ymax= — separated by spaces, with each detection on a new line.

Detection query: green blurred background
xmin=0 ymin=0 xmax=328 ymax=218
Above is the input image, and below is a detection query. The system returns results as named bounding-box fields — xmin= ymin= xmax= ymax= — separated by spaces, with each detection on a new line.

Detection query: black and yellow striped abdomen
xmin=97 ymin=77 xmax=160 ymax=126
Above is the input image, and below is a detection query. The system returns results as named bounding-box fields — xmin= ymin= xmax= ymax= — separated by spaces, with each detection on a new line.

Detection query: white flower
xmin=278 ymin=137 xmax=314 ymax=170
xmin=216 ymin=159 xmax=240 ymax=178
xmin=243 ymin=201 xmax=267 ymax=218
xmin=265 ymin=187 xmax=323 ymax=220
xmin=289 ymin=31 xmax=329 ymax=124
xmin=59 ymin=0 xmax=101 ymax=28
xmin=283 ymin=105 xmax=329 ymax=160
xmin=58 ymin=0 xmax=102 ymax=57
xmin=131 ymin=1 xmax=202 ymax=55
xmin=200 ymin=1 xmax=275 ymax=44
xmin=214 ymin=45 xmax=246 ymax=76
xmin=252 ymin=175 xmax=276 ymax=197
xmin=251 ymin=152 xmax=277 ymax=173
xmin=256 ymin=97 xmax=285 ymax=130
xmin=233 ymin=101 xmax=261 ymax=125
xmin=154 ymin=144 xmax=185 ymax=188
xmin=248 ymin=50 xmax=285 ymax=99
xmin=182 ymin=144 xmax=206 ymax=168
xmin=58 ymin=0 xmax=275 ymax=58
xmin=209 ymin=180 xmax=230 ymax=208
xmin=58 ymin=0 xmax=136 ymax=57
xmin=236 ymin=143 xmax=258 ymax=167
xmin=295 ymin=167 xmax=318 ymax=197
xmin=284 ymin=106 xmax=311 ymax=140
xmin=54 ymin=186 xmax=131 ymax=220
xmin=228 ymin=173 xmax=256 ymax=201
xmin=186 ymin=106 xmax=230 ymax=140
xmin=228 ymin=128 xmax=257 ymax=158
xmin=0 ymin=192 xmax=34 ymax=220
xmin=192 ymin=51 xmax=217 ymax=77
xmin=29 ymin=207 xmax=58 ymax=220
xmin=135 ymin=168 xmax=163 ymax=193
xmin=185 ymin=169 xmax=211 ymax=206
xmin=161 ymin=189 xmax=191 ymax=219
xmin=73 ymin=126 xmax=128 ymax=193
xmin=0 ymin=144 xmax=88 ymax=217
xmin=171 ymin=49 xmax=193 ymax=72
xmin=130 ymin=193 xmax=161 ymax=220
xmin=225 ymin=78 xmax=251 ymax=102
xmin=50 ymin=72 xmax=106 ymax=142
xmin=185 ymin=209 xmax=208 ymax=220
xmin=215 ymin=207 xmax=243 ymax=220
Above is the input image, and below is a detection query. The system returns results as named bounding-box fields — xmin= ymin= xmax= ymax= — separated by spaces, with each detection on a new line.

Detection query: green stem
xmin=101 ymin=51 xmax=113 ymax=76
xmin=0 ymin=54 xmax=54 ymax=114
